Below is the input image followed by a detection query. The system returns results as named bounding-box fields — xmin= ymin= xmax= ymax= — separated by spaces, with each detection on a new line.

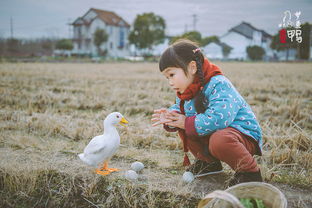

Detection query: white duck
xmin=79 ymin=112 xmax=128 ymax=176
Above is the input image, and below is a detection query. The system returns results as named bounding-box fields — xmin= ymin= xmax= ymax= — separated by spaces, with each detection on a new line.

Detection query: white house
xmin=71 ymin=8 xmax=130 ymax=57
xmin=129 ymin=37 xmax=170 ymax=57
xmin=220 ymin=22 xmax=273 ymax=60
xmin=203 ymin=42 xmax=232 ymax=60
xmin=151 ymin=38 xmax=170 ymax=56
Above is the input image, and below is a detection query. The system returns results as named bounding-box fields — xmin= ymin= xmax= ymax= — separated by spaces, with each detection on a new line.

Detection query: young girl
xmin=151 ymin=39 xmax=263 ymax=186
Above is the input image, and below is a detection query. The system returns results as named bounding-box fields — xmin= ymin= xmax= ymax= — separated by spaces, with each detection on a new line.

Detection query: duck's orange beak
xmin=119 ymin=117 xmax=129 ymax=127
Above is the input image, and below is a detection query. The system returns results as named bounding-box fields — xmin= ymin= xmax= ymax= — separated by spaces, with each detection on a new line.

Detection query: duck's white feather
xmin=84 ymin=135 xmax=109 ymax=155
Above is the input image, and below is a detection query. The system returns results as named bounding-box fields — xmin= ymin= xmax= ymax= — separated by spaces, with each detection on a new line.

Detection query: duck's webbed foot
xmin=95 ymin=168 xmax=110 ymax=176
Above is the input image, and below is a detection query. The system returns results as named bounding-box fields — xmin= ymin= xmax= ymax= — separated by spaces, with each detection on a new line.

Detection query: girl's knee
xmin=209 ymin=130 xmax=236 ymax=154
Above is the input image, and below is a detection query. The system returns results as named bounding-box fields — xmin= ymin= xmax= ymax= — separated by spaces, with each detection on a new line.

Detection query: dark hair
xmin=159 ymin=39 xmax=207 ymax=113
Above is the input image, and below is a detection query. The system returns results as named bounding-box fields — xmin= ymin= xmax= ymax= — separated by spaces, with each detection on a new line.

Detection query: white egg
xmin=130 ymin=161 xmax=144 ymax=172
xmin=125 ymin=170 xmax=138 ymax=181
xmin=182 ymin=171 xmax=195 ymax=183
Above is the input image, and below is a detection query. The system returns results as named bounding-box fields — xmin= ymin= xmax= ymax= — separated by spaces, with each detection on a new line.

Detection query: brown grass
xmin=0 ymin=61 xmax=311 ymax=207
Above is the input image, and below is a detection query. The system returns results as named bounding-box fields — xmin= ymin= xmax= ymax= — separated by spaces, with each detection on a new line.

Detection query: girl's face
xmin=162 ymin=61 xmax=197 ymax=94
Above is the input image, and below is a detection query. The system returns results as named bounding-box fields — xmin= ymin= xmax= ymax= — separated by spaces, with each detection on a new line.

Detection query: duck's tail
xmin=78 ymin=153 xmax=94 ymax=166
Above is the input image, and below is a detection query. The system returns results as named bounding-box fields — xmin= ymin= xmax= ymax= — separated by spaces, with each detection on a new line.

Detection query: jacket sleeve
xmin=163 ymin=124 xmax=179 ymax=132
xmin=185 ymin=79 xmax=242 ymax=137
xmin=168 ymin=97 xmax=181 ymax=112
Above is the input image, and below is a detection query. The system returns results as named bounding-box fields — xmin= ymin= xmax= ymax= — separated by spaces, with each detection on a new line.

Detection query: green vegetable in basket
xmin=239 ymin=198 xmax=266 ymax=208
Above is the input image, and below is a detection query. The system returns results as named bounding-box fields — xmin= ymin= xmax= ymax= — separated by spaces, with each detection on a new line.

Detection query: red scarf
xmin=177 ymin=58 xmax=223 ymax=166
xmin=177 ymin=58 xmax=223 ymax=100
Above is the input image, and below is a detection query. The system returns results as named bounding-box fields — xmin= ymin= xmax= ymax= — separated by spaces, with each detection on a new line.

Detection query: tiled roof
xmin=229 ymin=21 xmax=272 ymax=40
xmin=91 ymin=8 xmax=130 ymax=27
xmin=72 ymin=8 xmax=130 ymax=28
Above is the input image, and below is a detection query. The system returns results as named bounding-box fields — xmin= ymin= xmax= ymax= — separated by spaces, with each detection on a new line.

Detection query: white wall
xmin=89 ymin=18 xmax=106 ymax=55
xmin=220 ymin=32 xmax=250 ymax=60
xmin=105 ymin=26 xmax=130 ymax=57
xmin=251 ymin=30 xmax=262 ymax=46
xmin=203 ymin=42 xmax=223 ymax=59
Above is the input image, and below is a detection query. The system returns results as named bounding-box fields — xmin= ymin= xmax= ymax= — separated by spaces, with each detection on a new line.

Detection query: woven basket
xmin=198 ymin=182 xmax=287 ymax=208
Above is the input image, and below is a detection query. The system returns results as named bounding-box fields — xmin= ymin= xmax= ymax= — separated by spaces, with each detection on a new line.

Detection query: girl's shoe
xmin=187 ymin=160 xmax=223 ymax=177
xmin=227 ymin=170 xmax=263 ymax=187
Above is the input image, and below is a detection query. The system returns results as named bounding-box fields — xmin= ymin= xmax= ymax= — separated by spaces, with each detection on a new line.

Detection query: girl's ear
xmin=188 ymin=61 xmax=197 ymax=75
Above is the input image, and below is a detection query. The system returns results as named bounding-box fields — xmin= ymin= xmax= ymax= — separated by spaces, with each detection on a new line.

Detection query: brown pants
xmin=187 ymin=127 xmax=260 ymax=172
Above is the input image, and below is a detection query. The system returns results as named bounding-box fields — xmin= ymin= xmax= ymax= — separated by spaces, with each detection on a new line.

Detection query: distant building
xmin=275 ymin=49 xmax=297 ymax=61
xmin=203 ymin=42 xmax=232 ymax=60
xmin=151 ymin=38 xmax=170 ymax=56
xmin=129 ymin=37 xmax=170 ymax=57
xmin=220 ymin=22 xmax=273 ymax=60
xmin=71 ymin=8 xmax=130 ymax=57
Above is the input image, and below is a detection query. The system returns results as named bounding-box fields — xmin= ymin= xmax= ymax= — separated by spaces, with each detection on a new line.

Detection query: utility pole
xmin=10 ymin=17 xmax=13 ymax=39
xmin=192 ymin=14 xmax=197 ymax=31
xmin=184 ymin=24 xmax=188 ymax=33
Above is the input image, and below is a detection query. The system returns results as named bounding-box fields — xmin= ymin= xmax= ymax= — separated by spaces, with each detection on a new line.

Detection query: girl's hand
xmin=151 ymin=108 xmax=172 ymax=127
xmin=165 ymin=111 xmax=186 ymax=129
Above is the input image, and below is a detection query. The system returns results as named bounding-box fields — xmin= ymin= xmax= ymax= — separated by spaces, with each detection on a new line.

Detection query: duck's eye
xmin=116 ymin=115 xmax=120 ymax=118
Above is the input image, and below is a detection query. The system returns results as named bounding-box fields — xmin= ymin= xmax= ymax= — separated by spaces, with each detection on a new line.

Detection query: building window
xmin=78 ymin=27 xmax=82 ymax=39
xmin=119 ymin=28 xmax=124 ymax=49
xmin=110 ymin=42 xmax=113 ymax=49
xmin=77 ymin=26 xmax=82 ymax=49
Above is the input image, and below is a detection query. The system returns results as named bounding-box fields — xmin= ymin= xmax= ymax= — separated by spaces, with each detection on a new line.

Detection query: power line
xmin=184 ymin=23 xmax=188 ymax=33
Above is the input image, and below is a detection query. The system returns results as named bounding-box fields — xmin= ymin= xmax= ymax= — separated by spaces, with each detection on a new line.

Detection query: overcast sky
xmin=0 ymin=0 xmax=311 ymax=39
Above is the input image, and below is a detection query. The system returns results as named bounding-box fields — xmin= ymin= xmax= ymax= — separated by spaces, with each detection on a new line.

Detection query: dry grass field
xmin=0 ymin=61 xmax=311 ymax=207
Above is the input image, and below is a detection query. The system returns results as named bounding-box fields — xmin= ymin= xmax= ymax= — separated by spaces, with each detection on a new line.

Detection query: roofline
xmin=71 ymin=8 xmax=94 ymax=25
xmin=90 ymin=8 xmax=130 ymax=27
xmin=71 ymin=17 xmax=83 ymax=25
xmin=229 ymin=21 xmax=272 ymax=38
xmin=205 ymin=41 xmax=233 ymax=49
xmin=229 ymin=28 xmax=252 ymax=39
xmin=81 ymin=8 xmax=94 ymax=20
xmin=71 ymin=8 xmax=130 ymax=27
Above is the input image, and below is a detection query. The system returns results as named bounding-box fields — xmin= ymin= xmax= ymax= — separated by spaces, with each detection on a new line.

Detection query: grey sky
xmin=0 ymin=0 xmax=311 ymax=39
